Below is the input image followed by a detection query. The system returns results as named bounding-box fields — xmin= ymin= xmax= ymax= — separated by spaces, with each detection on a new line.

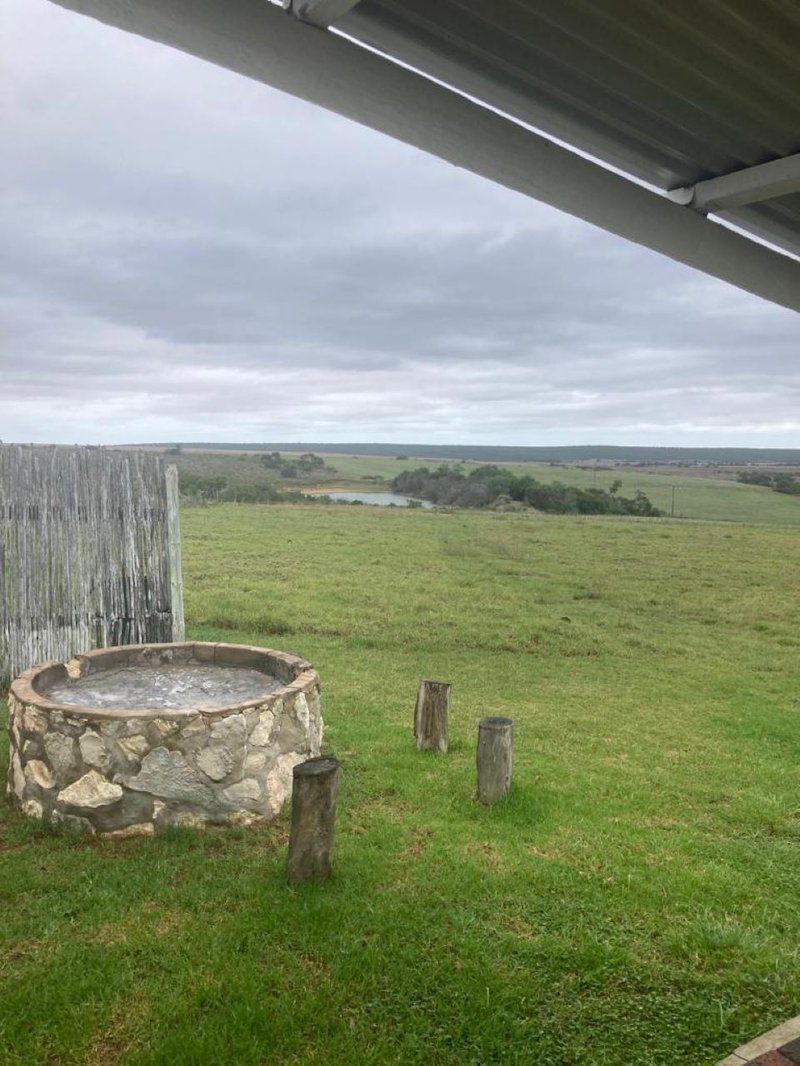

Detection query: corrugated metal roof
xmin=338 ymin=0 xmax=800 ymax=258
xmin=48 ymin=0 xmax=800 ymax=307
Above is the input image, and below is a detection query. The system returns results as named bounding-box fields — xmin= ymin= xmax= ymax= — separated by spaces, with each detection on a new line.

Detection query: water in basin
xmin=43 ymin=662 xmax=283 ymax=711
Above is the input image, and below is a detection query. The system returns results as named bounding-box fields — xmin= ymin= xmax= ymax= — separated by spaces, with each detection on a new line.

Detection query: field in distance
xmin=167 ymin=446 xmax=800 ymax=526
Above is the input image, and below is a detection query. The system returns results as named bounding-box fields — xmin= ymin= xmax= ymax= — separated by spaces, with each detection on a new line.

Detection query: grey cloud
xmin=1 ymin=0 xmax=798 ymax=446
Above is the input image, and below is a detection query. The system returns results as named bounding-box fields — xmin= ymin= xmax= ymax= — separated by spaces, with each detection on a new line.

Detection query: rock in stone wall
xmin=6 ymin=642 xmax=323 ymax=837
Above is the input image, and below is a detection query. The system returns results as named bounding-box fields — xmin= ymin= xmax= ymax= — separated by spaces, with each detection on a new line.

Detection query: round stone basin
xmin=6 ymin=642 xmax=323 ymax=837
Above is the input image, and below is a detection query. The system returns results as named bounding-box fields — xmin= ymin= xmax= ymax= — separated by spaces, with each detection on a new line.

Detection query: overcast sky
xmin=3 ymin=0 xmax=799 ymax=448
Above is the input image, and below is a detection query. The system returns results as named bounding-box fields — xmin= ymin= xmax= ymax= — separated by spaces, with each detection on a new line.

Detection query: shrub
xmin=392 ymin=465 xmax=661 ymax=517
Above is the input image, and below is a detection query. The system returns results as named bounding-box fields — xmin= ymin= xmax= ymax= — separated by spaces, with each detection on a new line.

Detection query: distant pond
xmin=312 ymin=491 xmax=433 ymax=509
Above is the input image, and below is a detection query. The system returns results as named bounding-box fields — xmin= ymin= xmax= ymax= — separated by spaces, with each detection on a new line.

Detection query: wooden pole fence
xmin=0 ymin=444 xmax=184 ymax=682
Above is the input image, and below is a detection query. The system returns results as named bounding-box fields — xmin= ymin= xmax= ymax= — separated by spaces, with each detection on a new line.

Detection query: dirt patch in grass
xmin=465 ymin=841 xmax=504 ymax=872
xmin=401 ymin=826 xmax=434 ymax=859
xmin=82 ymin=997 xmax=150 ymax=1066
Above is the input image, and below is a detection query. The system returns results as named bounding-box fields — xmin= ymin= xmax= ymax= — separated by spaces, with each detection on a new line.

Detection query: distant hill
xmin=141 ymin=443 xmax=800 ymax=465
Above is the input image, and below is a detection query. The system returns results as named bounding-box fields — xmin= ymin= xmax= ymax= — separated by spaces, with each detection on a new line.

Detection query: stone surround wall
xmin=6 ymin=643 xmax=322 ymax=837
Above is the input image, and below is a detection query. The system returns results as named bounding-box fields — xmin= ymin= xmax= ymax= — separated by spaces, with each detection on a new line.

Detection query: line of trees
xmin=179 ymin=452 xmax=332 ymax=503
xmin=259 ymin=452 xmax=328 ymax=479
xmin=179 ymin=472 xmax=288 ymax=504
xmin=392 ymin=465 xmax=662 ymax=516
xmin=738 ymin=470 xmax=800 ymax=495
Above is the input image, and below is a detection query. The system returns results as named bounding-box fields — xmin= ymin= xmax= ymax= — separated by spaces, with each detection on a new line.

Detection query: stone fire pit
xmin=6 ymin=642 xmax=322 ymax=837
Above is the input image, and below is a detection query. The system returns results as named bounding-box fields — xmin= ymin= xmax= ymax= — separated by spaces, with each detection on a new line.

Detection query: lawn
xmin=1 ymin=504 xmax=799 ymax=1064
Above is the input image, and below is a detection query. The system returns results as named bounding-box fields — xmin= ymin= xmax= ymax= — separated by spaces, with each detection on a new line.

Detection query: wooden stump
xmin=287 ymin=755 xmax=341 ymax=884
xmin=414 ymin=680 xmax=450 ymax=753
xmin=476 ymin=717 xmax=513 ymax=804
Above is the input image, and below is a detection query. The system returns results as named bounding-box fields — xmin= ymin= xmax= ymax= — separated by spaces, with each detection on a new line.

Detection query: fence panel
xmin=0 ymin=445 xmax=184 ymax=682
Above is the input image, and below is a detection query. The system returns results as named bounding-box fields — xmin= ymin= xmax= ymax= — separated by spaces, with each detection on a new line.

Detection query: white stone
xmin=265 ymin=752 xmax=304 ymax=815
xmin=227 ymin=810 xmax=264 ymax=827
xmin=103 ymin=822 xmax=155 ymax=839
xmin=293 ymin=693 xmax=310 ymax=731
xmin=181 ymin=717 xmax=207 ymax=736
xmin=79 ymin=731 xmax=112 ymax=772
xmin=244 ymin=749 xmax=267 ymax=773
xmin=223 ymin=778 xmax=262 ymax=804
xmin=196 ymin=745 xmax=234 ymax=782
xmin=210 ymin=713 xmax=246 ymax=745
xmin=309 ymin=722 xmax=322 ymax=756
xmin=24 ymin=707 xmax=49 ymax=734
xmin=11 ymin=752 xmax=25 ymax=798
xmin=25 ymin=760 xmax=54 ymax=790
xmin=124 ymin=747 xmax=213 ymax=805
xmin=163 ymin=809 xmax=207 ymax=829
xmin=308 ymin=695 xmax=323 ymax=756
xmin=22 ymin=799 xmax=44 ymax=819
xmin=249 ymin=710 xmax=275 ymax=747
xmin=10 ymin=716 xmax=23 ymax=748
xmin=58 ymin=770 xmax=123 ymax=809
xmin=43 ymin=732 xmax=77 ymax=779
xmin=272 ymin=705 xmax=307 ymax=755
xmin=119 ymin=734 xmax=149 ymax=758
xmin=149 ymin=719 xmax=179 ymax=741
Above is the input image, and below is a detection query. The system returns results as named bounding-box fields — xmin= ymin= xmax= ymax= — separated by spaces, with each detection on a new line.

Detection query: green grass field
xmin=497 ymin=463 xmax=800 ymax=527
xmin=2 ymin=504 xmax=800 ymax=1064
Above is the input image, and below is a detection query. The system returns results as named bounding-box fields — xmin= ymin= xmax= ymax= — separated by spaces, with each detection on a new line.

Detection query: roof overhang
xmin=49 ymin=0 xmax=800 ymax=313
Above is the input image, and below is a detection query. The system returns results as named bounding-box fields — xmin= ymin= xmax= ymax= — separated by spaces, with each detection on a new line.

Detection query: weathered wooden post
xmin=476 ymin=716 xmax=513 ymax=804
xmin=165 ymin=464 xmax=186 ymax=642
xmin=287 ymin=755 xmax=341 ymax=884
xmin=414 ymin=680 xmax=450 ymax=752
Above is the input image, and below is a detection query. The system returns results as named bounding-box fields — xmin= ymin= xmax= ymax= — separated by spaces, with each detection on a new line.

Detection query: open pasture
xmin=496 ymin=462 xmax=800 ymax=527
xmin=1 ymin=504 xmax=799 ymax=1064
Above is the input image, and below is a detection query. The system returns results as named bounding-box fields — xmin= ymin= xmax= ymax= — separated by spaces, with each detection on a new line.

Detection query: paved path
xmin=718 ymin=1017 xmax=800 ymax=1065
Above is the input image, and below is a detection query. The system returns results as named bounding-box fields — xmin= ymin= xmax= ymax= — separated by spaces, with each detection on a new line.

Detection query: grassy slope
xmin=2 ymin=505 xmax=799 ymax=1065
xmin=498 ymin=462 xmax=800 ymax=527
